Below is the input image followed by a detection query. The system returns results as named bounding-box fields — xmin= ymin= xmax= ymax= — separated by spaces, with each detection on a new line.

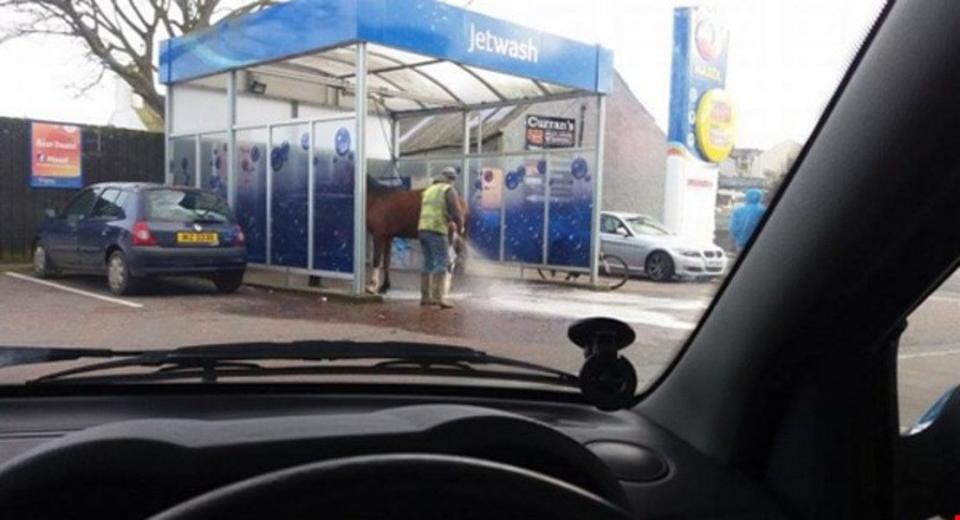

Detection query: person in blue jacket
xmin=729 ymin=188 xmax=766 ymax=252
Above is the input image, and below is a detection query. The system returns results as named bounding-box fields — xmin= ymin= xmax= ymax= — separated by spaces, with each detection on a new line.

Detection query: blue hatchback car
xmin=32 ymin=183 xmax=247 ymax=296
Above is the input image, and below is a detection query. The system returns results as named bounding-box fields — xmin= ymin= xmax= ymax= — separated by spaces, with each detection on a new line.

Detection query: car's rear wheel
xmin=32 ymin=244 xmax=57 ymax=278
xmin=213 ymin=272 xmax=244 ymax=294
xmin=107 ymin=251 xmax=139 ymax=296
xmin=645 ymin=251 xmax=675 ymax=282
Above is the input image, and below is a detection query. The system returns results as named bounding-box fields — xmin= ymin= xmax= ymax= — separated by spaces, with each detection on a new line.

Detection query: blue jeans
xmin=420 ymin=231 xmax=450 ymax=274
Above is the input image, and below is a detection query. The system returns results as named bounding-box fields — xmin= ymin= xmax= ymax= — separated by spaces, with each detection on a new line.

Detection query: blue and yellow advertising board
xmin=667 ymin=7 xmax=734 ymax=164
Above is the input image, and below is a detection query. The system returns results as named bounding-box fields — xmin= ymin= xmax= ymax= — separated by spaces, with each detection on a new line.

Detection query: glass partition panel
xmin=313 ymin=120 xmax=356 ymax=273
xmin=502 ymin=155 xmax=547 ymax=264
xmin=235 ymin=128 xmax=268 ymax=264
xmin=270 ymin=124 xmax=310 ymax=268
xmin=199 ymin=133 xmax=228 ymax=199
xmin=169 ymin=136 xmax=196 ymax=187
xmin=467 ymin=158 xmax=503 ymax=262
xmin=546 ymin=152 xmax=596 ymax=268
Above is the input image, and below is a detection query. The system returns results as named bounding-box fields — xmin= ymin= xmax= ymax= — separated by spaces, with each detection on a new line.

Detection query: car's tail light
xmin=233 ymin=225 xmax=246 ymax=246
xmin=132 ymin=221 xmax=157 ymax=246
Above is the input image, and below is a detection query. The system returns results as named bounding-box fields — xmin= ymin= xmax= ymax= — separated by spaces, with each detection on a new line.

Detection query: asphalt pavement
xmin=0 ymin=265 xmax=956 ymax=427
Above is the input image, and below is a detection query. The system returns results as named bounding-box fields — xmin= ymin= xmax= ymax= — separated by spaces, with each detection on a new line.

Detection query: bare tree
xmin=0 ymin=1 xmax=274 ymax=129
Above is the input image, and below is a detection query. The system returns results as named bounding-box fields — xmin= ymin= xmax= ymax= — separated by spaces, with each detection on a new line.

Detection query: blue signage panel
xmin=160 ymin=0 xmax=358 ymax=84
xmin=667 ymin=7 xmax=730 ymax=160
xmin=160 ymin=0 xmax=612 ymax=94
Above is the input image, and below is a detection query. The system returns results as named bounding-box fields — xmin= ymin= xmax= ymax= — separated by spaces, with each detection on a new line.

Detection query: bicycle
xmin=535 ymin=252 xmax=630 ymax=291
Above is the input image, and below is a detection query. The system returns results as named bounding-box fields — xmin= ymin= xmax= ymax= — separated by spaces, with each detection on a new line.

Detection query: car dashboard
xmin=0 ymin=387 xmax=784 ymax=519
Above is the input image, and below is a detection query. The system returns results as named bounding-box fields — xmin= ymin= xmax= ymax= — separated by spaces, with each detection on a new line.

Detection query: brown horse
xmin=366 ymin=183 xmax=468 ymax=294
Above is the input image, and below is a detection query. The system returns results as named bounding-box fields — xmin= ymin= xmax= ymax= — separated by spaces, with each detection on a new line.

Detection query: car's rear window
xmin=143 ymin=189 xmax=232 ymax=223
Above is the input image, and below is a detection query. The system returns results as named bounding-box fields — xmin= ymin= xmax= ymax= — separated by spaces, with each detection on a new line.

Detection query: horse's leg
xmin=379 ymin=236 xmax=393 ymax=295
xmin=366 ymin=235 xmax=382 ymax=294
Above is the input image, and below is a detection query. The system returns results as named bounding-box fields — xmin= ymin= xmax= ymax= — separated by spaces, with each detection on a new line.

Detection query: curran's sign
xmin=525 ymin=115 xmax=576 ymax=150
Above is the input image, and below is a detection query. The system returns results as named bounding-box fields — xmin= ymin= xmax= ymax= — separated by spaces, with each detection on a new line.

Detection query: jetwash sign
xmin=30 ymin=122 xmax=83 ymax=189
xmin=468 ymin=23 xmax=539 ymax=63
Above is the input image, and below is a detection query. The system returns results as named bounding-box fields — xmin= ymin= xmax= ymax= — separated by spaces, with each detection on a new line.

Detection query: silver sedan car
xmin=600 ymin=212 xmax=728 ymax=282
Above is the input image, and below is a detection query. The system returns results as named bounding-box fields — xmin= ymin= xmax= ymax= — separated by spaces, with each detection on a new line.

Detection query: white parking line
xmin=4 ymin=272 xmax=143 ymax=309
xmin=899 ymin=348 xmax=960 ymax=360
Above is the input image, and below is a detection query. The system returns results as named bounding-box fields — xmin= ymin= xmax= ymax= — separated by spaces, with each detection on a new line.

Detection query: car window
xmin=60 ymin=189 xmax=98 ymax=219
xmin=113 ymin=191 xmax=130 ymax=214
xmin=601 ymin=215 xmax=621 ymax=234
xmin=90 ymin=189 xmax=124 ymax=219
xmin=143 ymin=189 xmax=231 ymax=223
xmin=899 ymin=270 xmax=960 ymax=430
xmin=625 ymin=217 xmax=670 ymax=237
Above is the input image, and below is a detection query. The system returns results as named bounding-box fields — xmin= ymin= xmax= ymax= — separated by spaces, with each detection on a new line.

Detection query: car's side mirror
xmin=616 ymin=226 xmax=630 ymax=237
xmin=899 ymin=385 xmax=960 ymax=517
xmin=44 ymin=208 xmax=57 ymax=219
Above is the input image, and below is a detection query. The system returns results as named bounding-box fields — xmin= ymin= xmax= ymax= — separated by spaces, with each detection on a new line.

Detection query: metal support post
xmin=542 ymin=154 xmax=551 ymax=264
xmin=589 ymin=95 xmax=606 ymax=285
xmin=461 ymin=110 xmax=470 ymax=198
xmin=266 ymin=124 xmax=273 ymax=265
xmin=308 ymin=121 xmax=316 ymax=271
xmin=227 ymin=71 xmax=238 ymax=209
xmin=391 ymin=116 xmax=400 ymax=162
xmin=352 ymin=43 xmax=369 ymax=295
xmin=194 ymin=133 xmax=202 ymax=188
xmin=477 ymin=114 xmax=484 ymax=154
xmin=164 ymin=85 xmax=173 ymax=185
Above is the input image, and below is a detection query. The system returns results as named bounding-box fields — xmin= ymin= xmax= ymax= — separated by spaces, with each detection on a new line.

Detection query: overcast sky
xmin=0 ymin=0 xmax=883 ymax=149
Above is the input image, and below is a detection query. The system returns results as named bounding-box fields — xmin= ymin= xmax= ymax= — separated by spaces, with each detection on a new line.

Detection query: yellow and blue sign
xmin=667 ymin=7 xmax=733 ymax=163
xmin=694 ymin=89 xmax=736 ymax=163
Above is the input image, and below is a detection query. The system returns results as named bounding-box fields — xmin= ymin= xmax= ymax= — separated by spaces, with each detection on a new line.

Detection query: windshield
xmin=0 ymin=0 xmax=885 ymax=393
xmin=624 ymin=217 xmax=671 ymax=237
xmin=144 ymin=189 xmax=232 ymax=223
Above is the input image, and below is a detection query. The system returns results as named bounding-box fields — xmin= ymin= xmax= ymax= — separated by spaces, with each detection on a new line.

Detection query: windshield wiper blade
xmin=0 ymin=346 xmax=149 ymax=369
xmin=20 ymin=341 xmax=579 ymax=386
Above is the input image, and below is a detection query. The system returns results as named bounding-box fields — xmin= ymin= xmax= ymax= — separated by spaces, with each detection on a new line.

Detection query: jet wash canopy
xmin=160 ymin=0 xmax=613 ymax=295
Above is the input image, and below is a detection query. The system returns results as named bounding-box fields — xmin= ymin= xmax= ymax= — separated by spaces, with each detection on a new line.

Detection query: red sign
xmin=31 ymin=122 xmax=83 ymax=189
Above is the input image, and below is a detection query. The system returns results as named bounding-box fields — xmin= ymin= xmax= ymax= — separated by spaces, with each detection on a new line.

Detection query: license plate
xmin=176 ymin=232 xmax=219 ymax=246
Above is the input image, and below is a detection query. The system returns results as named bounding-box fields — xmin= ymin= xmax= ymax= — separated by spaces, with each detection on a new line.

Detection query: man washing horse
xmin=418 ymin=167 xmax=464 ymax=309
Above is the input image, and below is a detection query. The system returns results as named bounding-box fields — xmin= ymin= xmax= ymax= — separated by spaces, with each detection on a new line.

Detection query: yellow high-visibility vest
xmin=418 ymin=183 xmax=451 ymax=234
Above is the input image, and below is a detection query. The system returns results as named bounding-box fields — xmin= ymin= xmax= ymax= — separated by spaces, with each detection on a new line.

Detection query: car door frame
xmin=43 ymin=187 xmax=99 ymax=269
xmin=76 ymin=187 xmax=127 ymax=271
xmin=600 ymin=214 xmax=644 ymax=270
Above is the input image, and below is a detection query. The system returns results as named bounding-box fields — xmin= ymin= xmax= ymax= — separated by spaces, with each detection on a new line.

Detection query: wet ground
xmin=0 ymin=267 xmax=713 ymax=388
xmin=0 ymin=265 xmax=957 ymax=426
